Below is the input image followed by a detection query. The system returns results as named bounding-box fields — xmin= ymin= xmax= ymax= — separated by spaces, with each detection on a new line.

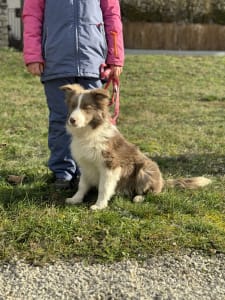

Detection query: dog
xmin=61 ymin=84 xmax=211 ymax=210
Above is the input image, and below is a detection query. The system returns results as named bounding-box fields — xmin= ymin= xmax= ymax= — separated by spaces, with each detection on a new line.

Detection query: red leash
xmin=100 ymin=64 xmax=120 ymax=125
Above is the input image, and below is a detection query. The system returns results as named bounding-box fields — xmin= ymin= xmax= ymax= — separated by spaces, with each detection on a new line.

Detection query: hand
xmin=108 ymin=65 xmax=123 ymax=80
xmin=26 ymin=62 xmax=44 ymax=76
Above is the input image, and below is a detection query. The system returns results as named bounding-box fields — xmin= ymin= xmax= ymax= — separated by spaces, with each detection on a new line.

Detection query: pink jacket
xmin=23 ymin=0 xmax=124 ymax=67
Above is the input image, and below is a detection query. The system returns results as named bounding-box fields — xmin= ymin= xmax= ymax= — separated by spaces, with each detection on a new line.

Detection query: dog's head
xmin=60 ymin=84 xmax=110 ymax=129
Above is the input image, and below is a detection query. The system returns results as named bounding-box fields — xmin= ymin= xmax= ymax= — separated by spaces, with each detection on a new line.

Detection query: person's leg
xmin=44 ymin=77 xmax=102 ymax=188
xmin=44 ymin=77 xmax=78 ymax=184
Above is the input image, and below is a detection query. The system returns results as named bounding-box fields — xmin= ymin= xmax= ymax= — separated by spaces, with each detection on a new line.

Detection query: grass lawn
xmin=0 ymin=48 xmax=225 ymax=264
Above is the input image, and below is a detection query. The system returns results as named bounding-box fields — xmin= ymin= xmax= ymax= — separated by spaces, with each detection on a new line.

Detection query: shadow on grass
xmin=0 ymin=184 xmax=65 ymax=209
xmin=154 ymin=153 xmax=225 ymax=177
xmin=0 ymin=152 xmax=224 ymax=210
xmin=0 ymin=169 xmax=99 ymax=210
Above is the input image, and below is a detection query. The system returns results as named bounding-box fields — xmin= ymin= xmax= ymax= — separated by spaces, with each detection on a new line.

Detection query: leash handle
xmin=110 ymin=79 xmax=119 ymax=125
xmin=100 ymin=64 xmax=120 ymax=125
xmin=100 ymin=63 xmax=111 ymax=82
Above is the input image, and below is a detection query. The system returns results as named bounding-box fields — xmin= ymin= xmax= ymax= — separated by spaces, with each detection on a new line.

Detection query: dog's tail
xmin=165 ymin=177 xmax=212 ymax=189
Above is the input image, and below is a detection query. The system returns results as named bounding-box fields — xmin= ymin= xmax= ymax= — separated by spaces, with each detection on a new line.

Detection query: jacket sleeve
xmin=100 ymin=0 xmax=124 ymax=67
xmin=22 ymin=0 xmax=45 ymax=65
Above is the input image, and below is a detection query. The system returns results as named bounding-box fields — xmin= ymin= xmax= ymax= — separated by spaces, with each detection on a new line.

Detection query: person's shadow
xmin=0 ymin=169 xmax=98 ymax=210
xmin=155 ymin=152 xmax=225 ymax=177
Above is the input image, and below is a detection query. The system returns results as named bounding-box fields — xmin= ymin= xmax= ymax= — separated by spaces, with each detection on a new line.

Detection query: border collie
xmin=61 ymin=84 xmax=211 ymax=210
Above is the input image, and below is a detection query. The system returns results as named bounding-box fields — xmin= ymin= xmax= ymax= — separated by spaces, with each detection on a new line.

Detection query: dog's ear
xmin=90 ymin=88 xmax=110 ymax=106
xmin=91 ymin=88 xmax=109 ymax=99
xmin=60 ymin=84 xmax=84 ymax=106
xmin=60 ymin=84 xmax=84 ymax=95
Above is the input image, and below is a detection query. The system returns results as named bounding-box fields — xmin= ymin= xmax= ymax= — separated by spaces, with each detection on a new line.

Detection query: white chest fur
xmin=69 ymin=124 xmax=116 ymax=186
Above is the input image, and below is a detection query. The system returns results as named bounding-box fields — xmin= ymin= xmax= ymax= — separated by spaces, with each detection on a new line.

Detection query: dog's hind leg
xmin=66 ymin=175 xmax=91 ymax=205
xmin=133 ymin=195 xmax=145 ymax=203
xmin=134 ymin=164 xmax=164 ymax=203
xmin=90 ymin=167 xmax=121 ymax=210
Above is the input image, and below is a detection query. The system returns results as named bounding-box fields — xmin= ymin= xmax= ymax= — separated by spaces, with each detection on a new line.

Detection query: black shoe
xmin=70 ymin=175 xmax=80 ymax=189
xmin=54 ymin=178 xmax=71 ymax=190
xmin=54 ymin=176 xmax=80 ymax=190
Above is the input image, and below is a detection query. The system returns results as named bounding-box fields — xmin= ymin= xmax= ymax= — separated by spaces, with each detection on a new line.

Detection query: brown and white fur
xmin=61 ymin=84 xmax=211 ymax=210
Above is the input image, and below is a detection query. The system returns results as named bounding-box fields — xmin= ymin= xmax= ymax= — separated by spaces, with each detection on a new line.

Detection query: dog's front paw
xmin=90 ymin=203 xmax=107 ymax=211
xmin=65 ymin=197 xmax=83 ymax=205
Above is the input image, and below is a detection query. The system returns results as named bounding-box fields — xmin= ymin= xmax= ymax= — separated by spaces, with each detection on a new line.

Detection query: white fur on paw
xmin=65 ymin=197 xmax=83 ymax=205
xmin=90 ymin=204 xmax=107 ymax=211
xmin=133 ymin=195 xmax=145 ymax=203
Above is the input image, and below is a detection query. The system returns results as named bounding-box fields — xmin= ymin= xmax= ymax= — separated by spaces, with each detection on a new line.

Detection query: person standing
xmin=22 ymin=0 xmax=124 ymax=189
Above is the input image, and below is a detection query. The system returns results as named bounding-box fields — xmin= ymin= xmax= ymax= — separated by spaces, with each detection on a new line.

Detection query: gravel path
xmin=0 ymin=251 xmax=224 ymax=300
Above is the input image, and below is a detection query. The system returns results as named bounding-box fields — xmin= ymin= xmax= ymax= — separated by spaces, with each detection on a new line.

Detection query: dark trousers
xmin=44 ymin=77 xmax=102 ymax=180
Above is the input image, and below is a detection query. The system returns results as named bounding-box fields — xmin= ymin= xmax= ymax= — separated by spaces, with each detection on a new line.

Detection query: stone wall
xmin=0 ymin=0 xmax=8 ymax=48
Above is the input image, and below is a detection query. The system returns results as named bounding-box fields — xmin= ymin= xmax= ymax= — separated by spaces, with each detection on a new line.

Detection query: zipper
xmin=74 ymin=0 xmax=80 ymax=75
xmin=97 ymin=23 xmax=107 ymax=59
xmin=110 ymin=31 xmax=119 ymax=58
xmin=44 ymin=27 xmax=48 ymax=58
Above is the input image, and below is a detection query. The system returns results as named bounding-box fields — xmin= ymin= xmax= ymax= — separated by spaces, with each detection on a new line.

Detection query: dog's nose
xmin=69 ymin=117 xmax=76 ymax=125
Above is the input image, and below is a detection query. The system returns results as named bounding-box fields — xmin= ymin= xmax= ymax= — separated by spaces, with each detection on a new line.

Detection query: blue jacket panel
xmin=41 ymin=0 xmax=107 ymax=82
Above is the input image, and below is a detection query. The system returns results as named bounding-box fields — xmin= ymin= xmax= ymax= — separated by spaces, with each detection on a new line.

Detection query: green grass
xmin=0 ymin=48 xmax=225 ymax=263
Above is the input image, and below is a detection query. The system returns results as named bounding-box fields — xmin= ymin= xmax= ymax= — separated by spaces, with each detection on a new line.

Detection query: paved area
xmin=125 ymin=49 xmax=225 ymax=56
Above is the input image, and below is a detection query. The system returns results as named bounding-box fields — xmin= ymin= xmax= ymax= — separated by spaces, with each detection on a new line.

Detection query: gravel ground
xmin=0 ymin=251 xmax=224 ymax=300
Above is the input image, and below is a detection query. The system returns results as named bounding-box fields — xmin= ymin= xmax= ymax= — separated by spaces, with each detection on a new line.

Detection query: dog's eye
xmin=68 ymin=99 xmax=77 ymax=110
